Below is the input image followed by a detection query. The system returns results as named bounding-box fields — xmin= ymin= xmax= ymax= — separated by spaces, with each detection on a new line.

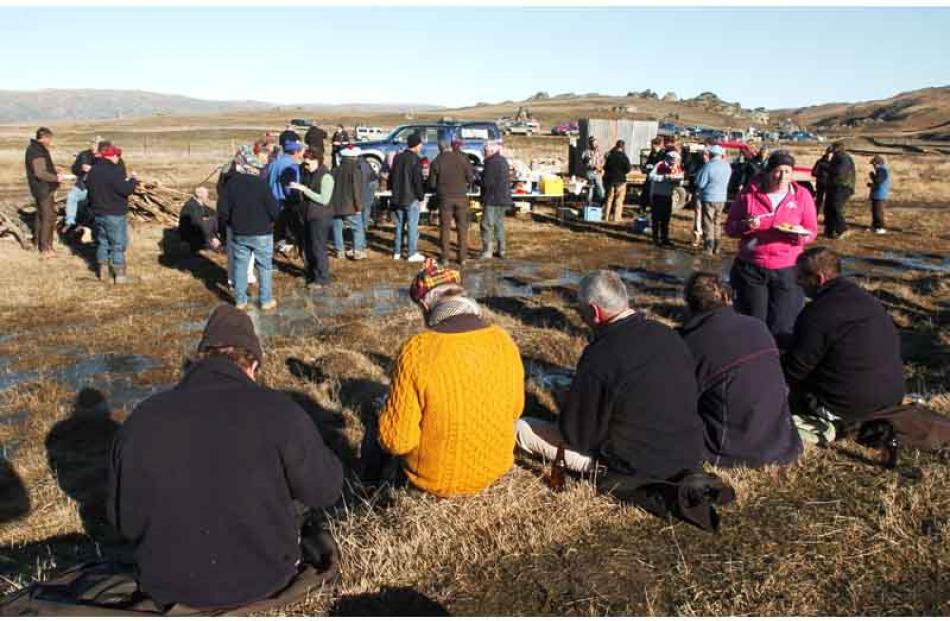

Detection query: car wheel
xmin=672 ymin=187 xmax=688 ymax=210
xmin=365 ymin=156 xmax=382 ymax=176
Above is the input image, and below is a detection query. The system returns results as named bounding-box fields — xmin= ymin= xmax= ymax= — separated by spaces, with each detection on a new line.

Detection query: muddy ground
xmin=0 ymin=197 xmax=948 ymax=615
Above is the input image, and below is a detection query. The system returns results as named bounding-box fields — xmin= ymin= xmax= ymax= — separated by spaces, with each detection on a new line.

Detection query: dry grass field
xmin=0 ymin=112 xmax=948 ymax=615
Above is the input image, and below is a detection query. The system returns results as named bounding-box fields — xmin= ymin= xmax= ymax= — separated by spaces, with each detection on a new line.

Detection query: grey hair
xmin=195 ymin=186 xmax=209 ymax=197
xmin=578 ymin=270 xmax=630 ymax=312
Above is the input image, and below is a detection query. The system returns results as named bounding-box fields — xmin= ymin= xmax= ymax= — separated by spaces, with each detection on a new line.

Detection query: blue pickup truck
xmin=353 ymin=121 xmax=502 ymax=175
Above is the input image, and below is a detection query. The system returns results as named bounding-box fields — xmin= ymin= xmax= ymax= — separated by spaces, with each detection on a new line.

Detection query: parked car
xmin=353 ymin=121 xmax=503 ymax=175
xmin=504 ymin=119 xmax=540 ymax=136
xmin=551 ymin=121 xmax=579 ymax=136
xmin=290 ymin=118 xmax=313 ymax=128
xmin=354 ymin=125 xmax=386 ymax=142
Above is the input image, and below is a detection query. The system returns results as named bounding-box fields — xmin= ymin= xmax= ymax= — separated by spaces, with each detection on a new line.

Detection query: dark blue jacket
xmin=680 ymin=307 xmax=802 ymax=467
xmin=85 ymin=159 xmax=138 ymax=217
xmin=480 ymin=153 xmax=512 ymax=207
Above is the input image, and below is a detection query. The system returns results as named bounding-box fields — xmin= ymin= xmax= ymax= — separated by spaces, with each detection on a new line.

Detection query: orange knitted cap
xmin=410 ymin=258 xmax=462 ymax=304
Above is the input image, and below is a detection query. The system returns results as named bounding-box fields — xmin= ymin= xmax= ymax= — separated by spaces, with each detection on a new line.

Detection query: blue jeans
xmin=363 ymin=181 xmax=378 ymax=230
xmin=480 ymin=205 xmax=507 ymax=256
xmin=232 ymin=234 xmax=273 ymax=306
xmin=393 ymin=201 xmax=420 ymax=257
xmin=586 ymin=172 xmax=604 ymax=204
xmin=94 ymin=215 xmax=127 ymax=267
xmin=65 ymin=186 xmax=87 ymax=226
xmin=332 ymin=214 xmax=366 ymax=253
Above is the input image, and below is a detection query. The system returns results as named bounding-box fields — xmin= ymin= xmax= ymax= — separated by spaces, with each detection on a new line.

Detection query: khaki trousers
xmin=603 ymin=182 xmax=627 ymax=222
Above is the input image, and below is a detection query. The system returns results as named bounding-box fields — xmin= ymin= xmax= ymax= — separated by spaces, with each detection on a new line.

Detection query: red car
xmin=551 ymin=121 xmax=579 ymax=136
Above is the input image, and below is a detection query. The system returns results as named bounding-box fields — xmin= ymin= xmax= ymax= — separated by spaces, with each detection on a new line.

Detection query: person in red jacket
xmin=725 ymin=150 xmax=817 ymax=348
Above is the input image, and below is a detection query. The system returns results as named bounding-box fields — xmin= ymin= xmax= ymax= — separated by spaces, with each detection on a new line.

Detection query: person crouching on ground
xmin=365 ymin=258 xmax=525 ymax=496
xmin=62 ymin=135 xmax=101 ymax=237
xmin=330 ymin=146 xmax=367 ymax=260
xmin=679 ymin=271 xmax=802 ymax=467
xmin=178 ymin=187 xmax=221 ymax=254
xmin=868 ymin=155 xmax=890 ymax=234
xmin=784 ymin=247 xmax=905 ymax=445
xmin=288 ymin=149 xmax=335 ymax=289
xmin=217 ymin=147 xmax=280 ymax=311
xmin=725 ymin=150 xmax=818 ymax=348
xmin=647 ymin=150 xmax=683 ymax=247
xmin=85 ymin=144 xmax=139 ymax=283
xmin=516 ymin=270 xmax=703 ymax=482
xmin=109 ymin=304 xmax=343 ymax=611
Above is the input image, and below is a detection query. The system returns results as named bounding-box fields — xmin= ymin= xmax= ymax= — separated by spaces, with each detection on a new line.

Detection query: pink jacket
xmin=725 ymin=179 xmax=818 ymax=270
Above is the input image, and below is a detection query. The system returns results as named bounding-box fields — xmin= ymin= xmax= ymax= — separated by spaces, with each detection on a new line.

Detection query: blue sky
xmin=2 ymin=6 xmax=948 ymax=109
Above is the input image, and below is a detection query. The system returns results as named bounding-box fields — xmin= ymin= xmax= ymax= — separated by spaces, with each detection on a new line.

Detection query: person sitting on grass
xmin=784 ymin=247 xmax=905 ymax=444
xmin=178 ymin=186 xmax=221 ymax=253
xmin=109 ymin=304 xmax=343 ymax=611
xmin=366 ymin=258 xmax=525 ymax=497
xmin=515 ymin=269 xmax=703 ymax=479
xmin=679 ymin=271 xmax=802 ymax=467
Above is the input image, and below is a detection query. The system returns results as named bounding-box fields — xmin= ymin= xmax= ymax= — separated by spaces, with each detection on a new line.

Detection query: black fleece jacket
xmin=217 ymin=172 xmax=280 ymax=236
xmin=108 ymin=357 xmax=343 ymax=609
xmin=390 ymin=149 xmax=425 ymax=206
xmin=85 ymin=159 xmax=138 ymax=216
xmin=559 ymin=313 xmax=703 ymax=479
xmin=680 ymin=307 xmax=802 ymax=467
xmin=784 ymin=277 xmax=905 ymax=419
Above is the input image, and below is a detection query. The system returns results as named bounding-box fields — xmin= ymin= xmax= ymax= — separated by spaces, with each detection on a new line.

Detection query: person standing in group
xmin=640 ymin=139 xmax=665 ymax=211
xmin=267 ymin=140 xmax=305 ymax=256
xmin=581 ymin=136 xmax=605 ymax=205
xmin=62 ymin=136 xmax=101 ymax=236
xmin=868 ymin=155 xmax=890 ymax=234
xmin=648 ymin=150 xmax=683 ymax=247
xmin=740 ymin=145 xmax=769 ymax=192
xmin=389 ymin=133 xmax=426 ymax=262
xmin=278 ymin=125 xmax=300 ymax=150
xmin=725 ymin=150 xmax=818 ymax=348
xmin=810 ymin=146 xmax=833 ymax=217
xmin=693 ymin=144 xmax=732 ymax=255
xmin=429 ymin=137 xmax=475 ymax=266
xmin=218 ymin=148 xmax=281 ymax=311
xmin=479 ymin=140 xmax=512 ymax=260
xmin=824 ymin=142 xmax=855 ymax=239
xmin=304 ymin=124 xmax=328 ymax=161
xmin=329 ymin=146 xmax=367 ymax=260
xmin=24 ymin=127 xmax=66 ymax=256
xmin=330 ymin=125 xmax=350 ymax=168
xmin=358 ymin=153 xmax=379 ymax=231
xmin=85 ymin=144 xmax=139 ymax=283
xmin=602 ymin=140 xmax=632 ymax=223
xmin=288 ymin=149 xmax=335 ymax=289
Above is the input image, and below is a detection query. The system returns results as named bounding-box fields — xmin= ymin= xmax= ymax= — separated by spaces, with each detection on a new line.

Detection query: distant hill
xmin=0 ymin=89 xmax=444 ymax=124
xmin=771 ymin=86 xmax=950 ymax=139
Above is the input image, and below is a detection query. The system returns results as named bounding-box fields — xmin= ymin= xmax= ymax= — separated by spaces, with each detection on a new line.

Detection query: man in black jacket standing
xmin=389 ymin=133 xmax=425 ymax=262
xmin=824 ymin=142 xmax=855 ymax=239
xmin=24 ymin=127 xmax=65 ymax=256
xmin=109 ymin=304 xmax=343 ymax=610
xmin=218 ymin=149 xmax=281 ymax=311
xmin=516 ymin=270 xmax=703 ymax=480
xmin=810 ymin=146 xmax=833 ymax=217
xmin=785 ymin=247 xmax=905 ymax=443
xmin=85 ymin=144 xmax=139 ymax=283
xmin=602 ymin=140 xmax=632 ymax=223
xmin=680 ymin=272 xmax=802 ymax=467
xmin=429 ymin=138 xmax=474 ymax=265
xmin=479 ymin=141 xmax=512 ymax=259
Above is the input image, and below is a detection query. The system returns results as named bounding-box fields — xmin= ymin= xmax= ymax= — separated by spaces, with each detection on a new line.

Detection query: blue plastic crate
xmin=582 ymin=206 xmax=603 ymax=222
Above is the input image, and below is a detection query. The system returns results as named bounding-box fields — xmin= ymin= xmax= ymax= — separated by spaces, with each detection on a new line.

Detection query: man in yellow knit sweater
xmin=373 ymin=258 xmax=525 ymax=497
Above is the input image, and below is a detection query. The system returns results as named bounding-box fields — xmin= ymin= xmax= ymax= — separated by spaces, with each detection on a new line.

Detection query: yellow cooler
xmin=540 ymin=175 xmax=564 ymax=196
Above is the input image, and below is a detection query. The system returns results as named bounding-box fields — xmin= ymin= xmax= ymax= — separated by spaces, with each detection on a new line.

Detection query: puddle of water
xmin=844 ymin=253 xmax=950 ymax=277
xmin=524 ymin=359 xmax=575 ymax=392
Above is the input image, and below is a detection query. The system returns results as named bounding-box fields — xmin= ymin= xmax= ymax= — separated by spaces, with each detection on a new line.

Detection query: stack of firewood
xmin=128 ymin=181 xmax=190 ymax=225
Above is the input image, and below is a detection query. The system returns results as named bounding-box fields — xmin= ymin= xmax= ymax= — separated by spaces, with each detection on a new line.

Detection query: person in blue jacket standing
xmin=693 ymin=144 xmax=733 ymax=255
xmin=868 ymin=155 xmax=890 ymax=234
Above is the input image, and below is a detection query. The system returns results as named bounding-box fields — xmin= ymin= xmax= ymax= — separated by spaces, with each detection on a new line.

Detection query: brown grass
xmin=0 ymin=132 xmax=947 ymax=614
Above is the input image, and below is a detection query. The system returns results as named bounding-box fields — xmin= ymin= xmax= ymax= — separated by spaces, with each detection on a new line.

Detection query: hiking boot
xmin=97 ymin=262 xmax=109 ymax=281
xmin=660 ymin=239 xmax=675 ymax=248
xmin=113 ymin=265 xmax=128 ymax=285
xmin=261 ymin=299 xmax=278 ymax=311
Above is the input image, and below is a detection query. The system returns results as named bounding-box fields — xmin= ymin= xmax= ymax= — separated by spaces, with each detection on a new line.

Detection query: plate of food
xmin=774 ymin=223 xmax=811 ymax=236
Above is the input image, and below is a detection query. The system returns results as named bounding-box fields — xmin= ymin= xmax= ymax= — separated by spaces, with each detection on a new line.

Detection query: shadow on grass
xmin=0 ymin=458 xmax=29 ymax=525
xmin=482 ymin=296 xmax=586 ymax=339
xmin=157 ymin=228 xmax=230 ymax=303
xmin=328 ymin=586 xmax=450 ymax=616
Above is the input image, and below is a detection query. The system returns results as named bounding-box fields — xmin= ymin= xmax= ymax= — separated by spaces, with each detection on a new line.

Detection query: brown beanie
xmin=198 ymin=304 xmax=263 ymax=363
